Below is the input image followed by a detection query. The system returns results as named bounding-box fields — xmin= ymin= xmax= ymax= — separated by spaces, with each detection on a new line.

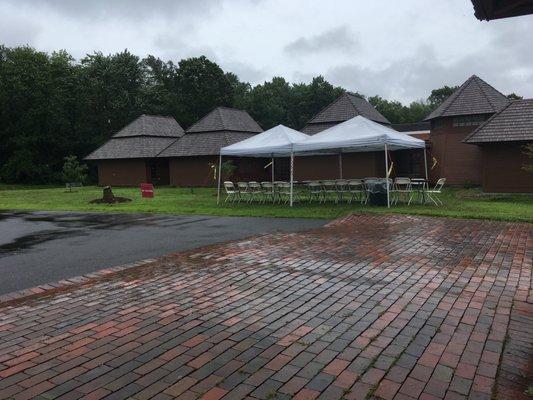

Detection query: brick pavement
xmin=0 ymin=214 xmax=531 ymax=400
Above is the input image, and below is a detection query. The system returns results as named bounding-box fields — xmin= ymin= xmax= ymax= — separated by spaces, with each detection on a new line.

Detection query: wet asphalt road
xmin=0 ymin=211 xmax=327 ymax=295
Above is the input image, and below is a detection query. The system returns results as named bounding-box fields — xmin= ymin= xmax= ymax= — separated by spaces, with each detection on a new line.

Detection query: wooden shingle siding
xmin=481 ymin=143 xmax=533 ymax=193
xmin=97 ymin=159 xmax=148 ymax=186
xmin=429 ymin=117 xmax=483 ymax=186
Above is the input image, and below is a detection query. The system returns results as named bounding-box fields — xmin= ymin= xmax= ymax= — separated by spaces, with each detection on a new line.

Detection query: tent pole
xmin=216 ymin=154 xmax=222 ymax=205
xmin=290 ymin=151 xmax=294 ymax=207
xmin=271 ymin=157 xmax=275 ymax=183
xmin=339 ymin=152 xmax=343 ymax=179
xmin=385 ymin=144 xmax=390 ymax=208
xmin=423 ymin=147 xmax=429 ymax=181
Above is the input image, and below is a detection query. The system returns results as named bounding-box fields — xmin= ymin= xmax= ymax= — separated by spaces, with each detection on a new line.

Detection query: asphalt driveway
xmin=0 ymin=211 xmax=326 ymax=295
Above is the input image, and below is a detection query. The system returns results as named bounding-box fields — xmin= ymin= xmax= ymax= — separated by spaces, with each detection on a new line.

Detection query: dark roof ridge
xmin=139 ymin=114 xmax=176 ymax=119
xmin=156 ymin=137 xmax=180 ymax=157
xmin=438 ymin=76 xmax=473 ymax=117
xmin=474 ymin=75 xmax=500 ymax=111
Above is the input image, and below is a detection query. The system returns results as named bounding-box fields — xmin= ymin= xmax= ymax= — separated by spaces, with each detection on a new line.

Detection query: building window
xmin=452 ymin=114 xmax=488 ymax=127
xmin=433 ymin=119 xmax=445 ymax=129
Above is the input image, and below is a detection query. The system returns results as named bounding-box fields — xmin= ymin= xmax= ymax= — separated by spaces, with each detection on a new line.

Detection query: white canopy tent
xmin=291 ymin=115 xmax=428 ymax=207
xmin=217 ymin=124 xmax=309 ymax=203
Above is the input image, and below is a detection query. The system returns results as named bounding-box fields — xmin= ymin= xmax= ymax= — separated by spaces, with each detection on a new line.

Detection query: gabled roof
xmin=113 ymin=114 xmax=184 ymax=138
xmin=186 ymin=107 xmax=263 ymax=134
xmin=302 ymin=92 xmax=390 ymax=134
xmin=424 ymin=75 xmax=510 ymax=121
xmin=464 ymin=99 xmax=533 ymax=144
xmin=85 ymin=115 xmax=184 ymax=160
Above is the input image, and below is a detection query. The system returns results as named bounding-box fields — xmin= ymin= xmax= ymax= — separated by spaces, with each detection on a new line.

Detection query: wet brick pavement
xmin=0 ymin=214 xmax=531 ymax=400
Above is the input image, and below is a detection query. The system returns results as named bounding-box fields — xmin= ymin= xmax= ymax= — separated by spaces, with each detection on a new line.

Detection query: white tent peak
xmin=293 ymin=115 xmax=425 ymax=153
xmin=220 ymin=124 xmax=308 ymax=157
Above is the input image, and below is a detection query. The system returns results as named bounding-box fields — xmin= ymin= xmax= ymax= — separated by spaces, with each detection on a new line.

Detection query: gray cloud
xmin=0 ymin=17 xmax=42 ymax=47
xmin=11 ymin=0 xmax=221 ymax=21
xmin=0 ymin=0 xmax=532 ymax=102
xmin=284 ymin=25 xmax=359 ymax=55
xmin=325 ymin=39 xmax=533 ymax=102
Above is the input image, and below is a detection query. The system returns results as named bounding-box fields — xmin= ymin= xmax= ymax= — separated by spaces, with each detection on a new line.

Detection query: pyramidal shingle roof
xmin=158 ymin=107 xmax=263 ymax=157
xmin=302 ymin=92 xmax=390 ymax=135
xmin=113 ymin=114 xmax=184 ymax=138
xmin=85 ymin=115 xmax=184 ymax=160
xmin=186 ymin=107 xmax=263 ymax=134
xmin=424 ymin=75 xmax=510 ymax=121
xmin=464 ymin=99 xmax=533 ymax=144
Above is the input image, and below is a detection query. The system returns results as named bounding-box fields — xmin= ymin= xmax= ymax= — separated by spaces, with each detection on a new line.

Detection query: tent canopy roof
xmin=293 ymin=116 xmax=426 ymax=153
xmin=220 ymin=124 xmax=308 ymax=157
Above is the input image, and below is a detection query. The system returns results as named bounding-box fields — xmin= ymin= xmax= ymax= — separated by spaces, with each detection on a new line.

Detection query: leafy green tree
xmin=1 ymin=44 xmax=490 ymax=184
xmin=507 ymin=93 xmax=522 ymax=100
xmin=428 ymin=86 xmax=458 ymax=108
xmin=176 ymin=56 xmax=233 ymax=127
xmin=62 ymin=155 xmax=88 ymax=183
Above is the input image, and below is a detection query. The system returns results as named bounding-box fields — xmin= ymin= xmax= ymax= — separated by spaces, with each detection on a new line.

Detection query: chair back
xmin=322 ymin=180 xmax=336 ymax=190
xmin=348 ymin=179 xmax=364 ymax=189
xmin=249 ymin=181 xmax=262 ymax=192
xmin=394 ymin=177 xmax=411 ymax=190
xmin=237 ymin=182 xmax=249 ymax=191
xmin=336 ymin=179 xmax=349 ymax=190
xmin=223 ymin=181 xmax=235 ymax=193
xmin=261 ymin=182 xmax=273 ymax=189
xmin=434 ymin=178 xmax=446 ymax=191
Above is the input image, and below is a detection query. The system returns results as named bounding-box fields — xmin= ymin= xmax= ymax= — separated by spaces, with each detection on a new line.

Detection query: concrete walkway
xmin=0 ymin=214 xmax=531 ymax=399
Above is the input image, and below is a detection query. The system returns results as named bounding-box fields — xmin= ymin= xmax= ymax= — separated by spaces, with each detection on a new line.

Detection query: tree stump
xmin=102 ymin=186 xmax=115 ymax=203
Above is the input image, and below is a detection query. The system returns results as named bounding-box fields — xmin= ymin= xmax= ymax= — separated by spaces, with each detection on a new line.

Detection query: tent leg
xmin=271 ymin=157 xmax=275 ymax=183
xmin=290 ymin=152 xmax=294 ymax=207
xmin=423 ymin=147 xmax=429 ymax=181
xmin=338 ymin=152 xmax=343 ymax=179
xmin=216 ymin=154 xmax=222 ymax=205
xmin=385 ymin=144 xmax=390 ymax=208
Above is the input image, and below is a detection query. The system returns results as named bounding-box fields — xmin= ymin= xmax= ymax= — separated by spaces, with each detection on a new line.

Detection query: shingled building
xmin=87 ymin=108 xmax=266 ymax=186
xmin=85 ymin=115 xmax=184 ymax=186
xmin=464 ymin=99 xmax=533 ymax=193
xmin=294 ymin=93 xmax=427 ymax=180
xmin=159 ymin=107 xmax=266 ymax=186
xmin=424 ymin=75 xmax=511 ymax=186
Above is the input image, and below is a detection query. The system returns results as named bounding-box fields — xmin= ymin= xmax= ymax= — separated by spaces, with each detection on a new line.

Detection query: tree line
xmin=0 ymin=45 xmax=518 ymax=183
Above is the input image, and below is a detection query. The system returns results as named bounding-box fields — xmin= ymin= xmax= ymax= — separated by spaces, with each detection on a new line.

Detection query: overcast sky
xmin=2 ymin=0 xmax=532 ymax=103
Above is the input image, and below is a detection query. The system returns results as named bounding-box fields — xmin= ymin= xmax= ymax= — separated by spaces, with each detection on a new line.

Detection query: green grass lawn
xmin=0 ymin=185 xmax=531 ymax=222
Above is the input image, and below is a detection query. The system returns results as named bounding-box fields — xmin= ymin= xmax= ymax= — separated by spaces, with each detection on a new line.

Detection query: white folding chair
xmin=335 ymin=179 xmax=349 ymax=203
xmin=322 ymin=180 xmax=337 ymax=203
xmin=277 ymin=182 xmax=298 ymax=204
xmin=393 ymin=177 xmax=412 ymax=205
xmin=348 ymin=179 xmax=366 ymax=204
xmin=237 ymin=182 xmax=251 ymax=203
xmin=248 ymin=181 xmax=263 ymax=203
xmin=261 ymin=182 xmax=275 ymax=203
xmin=306 ymin=181 xmax=323 ymax=203
xmin=426 ymin=178 xmax=446 ymax=206
xmin=223 ymin=181 xmax=239 ymax=203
